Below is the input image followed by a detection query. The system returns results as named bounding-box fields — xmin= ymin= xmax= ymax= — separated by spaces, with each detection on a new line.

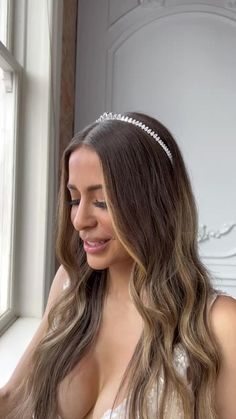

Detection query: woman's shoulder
xmin=209 ymin=292 xmax=236 ymax=417
xmin=51 ymin=264 xmax=70 ymax=291
xmin=44 ymin=265 xmax=70 ymax=317
xmin=209 ymin=290 xmax=236 ymax=318
xmin=209 ymin=291 xmax=236 ymax=353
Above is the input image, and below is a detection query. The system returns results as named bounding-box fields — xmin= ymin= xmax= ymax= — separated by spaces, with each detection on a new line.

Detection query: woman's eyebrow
xmin=67 ymin=183 xmax=103 ymax=192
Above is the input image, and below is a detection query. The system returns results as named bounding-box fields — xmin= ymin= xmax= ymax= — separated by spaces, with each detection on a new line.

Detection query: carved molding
xmin=106 ymin=1 xmax=236 ymax=108
xmin=104 ymin=1 xmax=236 ymax=268
xmin=108 ymin=0 xmax=140 ymax=27
xmin=109 ymin=0 xmax=236 ymax=29
xmin=227 ymin=0 xmax=236 ymax=10
xmin=138 ymin=0 xmax=236 ymax=9
xmin=198 ymin=223 xmax=236 ymax=243
xmin=201 ymin=249 xmax=236 ymax=260
xmin=139 ymin=0 xmax=165 ymax=6
xmin=213 ymin=277 xmax=236 ymax=288
xmin=198 ymin=223 xmax=236 ymax=260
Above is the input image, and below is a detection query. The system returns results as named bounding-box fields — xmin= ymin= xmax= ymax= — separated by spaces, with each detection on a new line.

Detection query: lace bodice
xmin=57 ymin=286 xmax=221 ymax=419
xmin=101 ymin=342 xmax=190 ymax=419
xmin=100 ymin=292 xmax=221 ymax=419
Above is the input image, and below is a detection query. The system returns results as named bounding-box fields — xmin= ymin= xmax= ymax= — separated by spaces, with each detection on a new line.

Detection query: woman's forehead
xmin=68 ymin=147 xmax=104 ymax=188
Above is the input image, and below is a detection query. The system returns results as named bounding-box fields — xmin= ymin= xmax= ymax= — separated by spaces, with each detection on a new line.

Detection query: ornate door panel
xmin=75 ymin=0 xmax=236 ymax=296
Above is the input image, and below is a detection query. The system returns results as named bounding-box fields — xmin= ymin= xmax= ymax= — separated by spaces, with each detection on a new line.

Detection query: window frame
xmin=0 ymin=40 xmax=21 ymax=334
xmin=0 ymin=0 xmax=63 ymax=334
xmin=0 ymin=0 xmax=13 ymax=50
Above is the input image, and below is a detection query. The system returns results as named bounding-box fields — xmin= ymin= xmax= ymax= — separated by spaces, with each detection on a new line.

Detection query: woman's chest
xmin=57 ymin=306 xmax=143 ymax=419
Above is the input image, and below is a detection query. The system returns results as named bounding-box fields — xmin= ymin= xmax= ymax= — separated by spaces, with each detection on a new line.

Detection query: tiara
xmin=96 ymin=112 xmax=173 ymax=163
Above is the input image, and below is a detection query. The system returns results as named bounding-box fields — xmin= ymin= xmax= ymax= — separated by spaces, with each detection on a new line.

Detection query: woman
xmin=1 ymin=112 xmax=236 ymax=419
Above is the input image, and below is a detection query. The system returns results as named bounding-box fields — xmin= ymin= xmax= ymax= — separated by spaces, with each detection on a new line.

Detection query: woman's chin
xmin=86 ymin=256 xmax=109 ymax=271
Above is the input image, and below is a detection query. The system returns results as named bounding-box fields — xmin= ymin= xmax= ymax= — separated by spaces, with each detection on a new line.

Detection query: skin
xmin=0 ymin=146 xmax=236 ymax=418
xmin=67 ymin=145 xmax=135 ymax=299
xmin=56 ymin=146 xmax=143 ymax=418
xmin=210 ymin=295 xmax=236 ymax=419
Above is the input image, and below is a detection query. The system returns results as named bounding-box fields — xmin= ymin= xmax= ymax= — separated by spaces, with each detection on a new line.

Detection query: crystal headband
xmin=96 ymin=112 xmax=173 ymax=163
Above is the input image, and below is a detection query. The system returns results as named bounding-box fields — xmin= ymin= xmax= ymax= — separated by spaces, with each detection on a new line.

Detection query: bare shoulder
xmin=43 ymin=264 xmax=70 ymax=318
xmin=210 ymin=295 xmax=236 ymax=349
xmin=209 ymin=294 xmax=236 ymax=345
xmin=51 ymin=264 xmax=70 ymax=291
xmin=210 ymin=295 xmax=236 ymax=370
xmin=210 ymin=295 xmax=236 ymax=417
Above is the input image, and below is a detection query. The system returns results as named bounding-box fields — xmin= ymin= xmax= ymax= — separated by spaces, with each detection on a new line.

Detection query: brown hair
xmin=9 ymin=112 xmax=220 ymax=418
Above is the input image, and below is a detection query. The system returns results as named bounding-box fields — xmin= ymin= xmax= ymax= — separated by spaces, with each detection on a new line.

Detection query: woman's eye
xmin=67 ymin=199 xmax=80 ymax=206
xmin=67 ymin=199 xmax=107 ymax=209
xmin=94 ymin=200 xmax=107 ymax=209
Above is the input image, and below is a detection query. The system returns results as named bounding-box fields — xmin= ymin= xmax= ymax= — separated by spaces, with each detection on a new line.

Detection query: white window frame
xmin=0 ymin=0 xmax=13 ymax=50
xmin=0 ymin=40 xmax=21 ymax=333
xmin=0 ymin=0 xmax=63 ymax=335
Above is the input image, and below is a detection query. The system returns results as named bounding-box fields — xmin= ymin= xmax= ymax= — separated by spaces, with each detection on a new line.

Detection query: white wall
xmin=75 ymin=0 xmax=236 ymax=297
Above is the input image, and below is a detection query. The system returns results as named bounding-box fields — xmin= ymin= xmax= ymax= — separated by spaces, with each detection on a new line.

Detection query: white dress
xmin=100 ymin=341 xmax=191 ymax=419
xmin=58 ymin=286 xmax=222 ymax=419
xmin=100 ymin=291 xmax=222 ymax=419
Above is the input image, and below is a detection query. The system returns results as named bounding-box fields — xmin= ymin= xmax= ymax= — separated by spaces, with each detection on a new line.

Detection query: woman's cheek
xmin=70 ymin=207 xmax=76 ymax=225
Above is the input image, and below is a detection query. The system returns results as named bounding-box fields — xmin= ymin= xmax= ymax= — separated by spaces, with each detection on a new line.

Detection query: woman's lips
xmin=83 ymin=239 xmax=111 ymax=254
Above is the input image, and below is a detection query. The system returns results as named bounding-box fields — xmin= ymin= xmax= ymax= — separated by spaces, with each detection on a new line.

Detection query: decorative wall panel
xmin=108 ymin=0 xmax=139 ymax=26
xmin=75 ymin=0 xmax=236 ymax=296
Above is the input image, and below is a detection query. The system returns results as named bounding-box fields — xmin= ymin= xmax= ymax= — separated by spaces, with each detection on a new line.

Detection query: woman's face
xmin=67 ymin=146 xmax=133 ymax=271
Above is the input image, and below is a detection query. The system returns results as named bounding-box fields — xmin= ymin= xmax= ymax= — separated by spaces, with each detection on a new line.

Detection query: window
xmin=0 ymin=0 xmax=63 ymax=336
xmin=0 ymin=0 xmax=21 ymax=332
xmin=0 ymin=0 xmax=13 ymax=48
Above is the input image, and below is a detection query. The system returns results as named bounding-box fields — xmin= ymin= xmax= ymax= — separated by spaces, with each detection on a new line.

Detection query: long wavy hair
xmin=9 ymin=112 xmax=220 ymax=419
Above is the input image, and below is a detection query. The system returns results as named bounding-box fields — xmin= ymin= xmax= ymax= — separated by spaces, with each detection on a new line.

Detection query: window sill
xmin=0 ymin=317 xmax=40 ymax=387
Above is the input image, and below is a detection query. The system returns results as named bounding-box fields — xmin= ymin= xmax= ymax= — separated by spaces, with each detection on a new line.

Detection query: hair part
xmin=8 ymin=112 xmax=220 ymax=419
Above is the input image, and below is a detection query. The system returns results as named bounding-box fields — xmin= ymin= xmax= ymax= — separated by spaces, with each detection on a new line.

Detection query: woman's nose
xmin=71 ymin=202 xmax=97 ymax=231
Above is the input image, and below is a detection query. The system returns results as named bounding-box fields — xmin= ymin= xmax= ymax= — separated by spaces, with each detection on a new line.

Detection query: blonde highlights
xmin=8 ymin=112 xmax=220 ymax=419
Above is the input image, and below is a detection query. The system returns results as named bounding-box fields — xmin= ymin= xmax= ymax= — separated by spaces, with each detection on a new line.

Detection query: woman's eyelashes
xmin=67 ymin=198 xmax=107 ymax=209
xmin=67 ymin=198 xmax=81 ymax=206
xmin=94 ymin=200 xmax=107 ymax=209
